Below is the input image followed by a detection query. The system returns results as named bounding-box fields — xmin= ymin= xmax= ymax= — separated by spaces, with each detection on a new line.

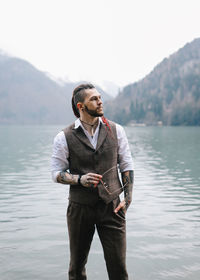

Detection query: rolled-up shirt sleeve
xmin=51 ymin=131 xmax=69 ymax=182
xmin=116 ymin=124 xmax=134 ymax=172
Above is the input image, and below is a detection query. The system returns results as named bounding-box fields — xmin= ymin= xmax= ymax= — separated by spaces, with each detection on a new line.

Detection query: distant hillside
xmin=104 ymin=38 xmax=200 ymax=125
xmin=0 ymin=53 xmax=111 ymax=124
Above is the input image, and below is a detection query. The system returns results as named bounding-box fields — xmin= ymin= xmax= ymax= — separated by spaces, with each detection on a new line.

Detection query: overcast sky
xmin=0 ymin=0 xmax=200 ymax=88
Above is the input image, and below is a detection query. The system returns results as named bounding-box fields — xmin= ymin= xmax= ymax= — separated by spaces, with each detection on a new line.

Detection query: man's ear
xmin=77 ymin=102 xmax=84 ymax=111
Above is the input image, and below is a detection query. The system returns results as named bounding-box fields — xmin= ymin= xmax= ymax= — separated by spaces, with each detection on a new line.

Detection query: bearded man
xmin=51 ymin=83 xmax=134 ymax=280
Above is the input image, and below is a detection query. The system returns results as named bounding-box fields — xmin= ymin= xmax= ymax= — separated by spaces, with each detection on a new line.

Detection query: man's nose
xmin=98 ymin=98 xmax=103 ymax=105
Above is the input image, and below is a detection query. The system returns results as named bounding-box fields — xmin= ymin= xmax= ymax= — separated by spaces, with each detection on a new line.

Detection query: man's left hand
xmin=114 ymin=200 xmax=126 ymax=214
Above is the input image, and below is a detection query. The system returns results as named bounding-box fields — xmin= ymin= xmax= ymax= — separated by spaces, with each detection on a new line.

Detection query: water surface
xmin=0 ymin=125 xmax=200 ymax=280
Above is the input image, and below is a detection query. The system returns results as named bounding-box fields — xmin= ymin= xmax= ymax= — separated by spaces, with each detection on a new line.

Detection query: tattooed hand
xmin=80 ymin=173 xmax=102 ymax=188
xmin=114 ymin=170 xmax=134 ymax=213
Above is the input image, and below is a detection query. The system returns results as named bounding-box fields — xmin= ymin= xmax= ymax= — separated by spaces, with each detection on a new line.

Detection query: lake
xmin=0 ymin=125 xmax=200 ymax=280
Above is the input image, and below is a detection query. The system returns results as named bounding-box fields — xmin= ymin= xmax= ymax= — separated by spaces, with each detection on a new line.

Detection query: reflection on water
xmin=0 ymin=125 xmax=200 ymax=280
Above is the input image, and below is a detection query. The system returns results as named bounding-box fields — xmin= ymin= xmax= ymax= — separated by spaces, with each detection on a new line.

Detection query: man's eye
xmin=90 ymin=96 xmax=101 ymax=101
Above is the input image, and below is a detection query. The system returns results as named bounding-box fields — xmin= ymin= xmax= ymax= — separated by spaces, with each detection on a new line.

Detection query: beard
xmin=84 ymin=105 xmax=103 ymax=117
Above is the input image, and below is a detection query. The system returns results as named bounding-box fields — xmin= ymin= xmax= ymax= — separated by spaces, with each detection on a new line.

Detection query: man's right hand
xmin=80 ymin=173 xmax=102 ymax=188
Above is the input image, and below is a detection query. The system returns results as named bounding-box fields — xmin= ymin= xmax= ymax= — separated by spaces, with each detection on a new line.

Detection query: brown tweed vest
xmin=63 ymin=120 xmax=123 ymax=206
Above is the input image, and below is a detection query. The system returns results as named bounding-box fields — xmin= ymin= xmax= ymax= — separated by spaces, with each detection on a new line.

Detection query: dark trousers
xmin=67 ymin=198 xmax=128 ymax=280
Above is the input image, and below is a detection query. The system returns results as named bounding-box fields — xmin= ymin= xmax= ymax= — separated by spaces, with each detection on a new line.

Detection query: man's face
xmin=82 ymin=88 xmax=104 ymax=117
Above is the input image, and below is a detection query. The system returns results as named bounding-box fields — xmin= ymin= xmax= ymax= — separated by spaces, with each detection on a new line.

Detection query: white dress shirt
xmin=51 ymin=118 xmax=134 ymax=182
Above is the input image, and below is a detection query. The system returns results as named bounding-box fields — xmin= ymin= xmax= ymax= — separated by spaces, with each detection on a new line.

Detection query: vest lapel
xmin=96 ymin=122 xmax=108 ymax=151
xmin=73 ymin=126 xmax=95 ymax=150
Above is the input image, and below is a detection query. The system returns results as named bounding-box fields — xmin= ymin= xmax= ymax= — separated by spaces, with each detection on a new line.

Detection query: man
xmin=51 ymin=83 xmax=134 ymax=280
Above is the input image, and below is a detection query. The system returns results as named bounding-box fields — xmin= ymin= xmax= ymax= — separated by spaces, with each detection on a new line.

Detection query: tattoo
xmin=122 ymin=170 xmax=134 ymax=211
xmin=57 ymin=171 xmax=78 ymax=185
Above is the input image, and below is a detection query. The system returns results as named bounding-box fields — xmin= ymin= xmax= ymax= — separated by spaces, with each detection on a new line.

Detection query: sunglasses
xmin=98 ymin=166 xmax=129 ymax=195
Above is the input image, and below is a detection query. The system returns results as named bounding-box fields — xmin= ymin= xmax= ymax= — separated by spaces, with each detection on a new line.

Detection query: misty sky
xmin=0 ymin=0 xmax=200 ymax=88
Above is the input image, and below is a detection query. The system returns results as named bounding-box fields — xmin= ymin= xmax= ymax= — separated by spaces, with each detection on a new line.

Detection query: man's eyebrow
xmin=89 ymin=94 xmax=101 ymax=100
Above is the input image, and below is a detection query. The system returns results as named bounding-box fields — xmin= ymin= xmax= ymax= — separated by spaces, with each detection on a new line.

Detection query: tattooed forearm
xmin=122 ymin=170 xmax=134 ymax=211
xmin=57 ymin=171 xmax=79 ymax=185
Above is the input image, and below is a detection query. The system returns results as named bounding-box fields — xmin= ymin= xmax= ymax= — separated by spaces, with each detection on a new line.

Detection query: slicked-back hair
xmin=71 ymin=83 xmax=95 ymax=118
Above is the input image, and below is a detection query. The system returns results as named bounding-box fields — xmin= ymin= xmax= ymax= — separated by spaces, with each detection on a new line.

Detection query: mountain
xmin=104 ymin=38 xmax=200 ymax=126
xmin=0 ymin=53 xmax=111 ymax=124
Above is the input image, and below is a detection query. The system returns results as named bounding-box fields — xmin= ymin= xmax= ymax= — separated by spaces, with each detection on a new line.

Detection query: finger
xmin=92 ymin=176 xmax=102 ymax=181
xmin=93 ymin=180 xmax=100 ymax=188
xmin=89 ymin=173 xmax=102 ymax=179
xmin=114 ymin=206 xmax=121 ymax=213
xmin=114 ymin=202 xmax=123 ymax=213
xmin=87 ymin=176 xmax=99 ymax=182
xmin=88 ymin=177 xmax=102 ymax=183
xmin=90 ymin=179 xmax=100 ymax=185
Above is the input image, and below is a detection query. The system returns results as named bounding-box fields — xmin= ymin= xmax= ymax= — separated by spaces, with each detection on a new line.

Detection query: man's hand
xmin=114 ymin=200 xmax=126 ymax=214
xmin=114 ymin=170 xmax=134 ymax=214
xmin=80 ymin=173 xmax=102 ymax=187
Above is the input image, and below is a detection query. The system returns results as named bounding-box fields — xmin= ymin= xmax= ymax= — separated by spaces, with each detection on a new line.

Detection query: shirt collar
xmin=74 ymin=117 xmax=103 ymax=129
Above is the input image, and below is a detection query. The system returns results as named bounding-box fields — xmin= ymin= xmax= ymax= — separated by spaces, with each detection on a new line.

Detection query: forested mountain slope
xmin=104 ymin=38 xmax=200 ymax=125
